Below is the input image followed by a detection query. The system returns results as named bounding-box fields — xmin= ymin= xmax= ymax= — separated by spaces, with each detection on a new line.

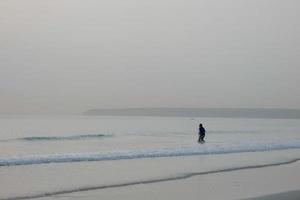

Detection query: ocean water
xmin=1 ymin=115 xmax=300 ymax=199
xmin=1 ymin=115 xmax=300 ymax=166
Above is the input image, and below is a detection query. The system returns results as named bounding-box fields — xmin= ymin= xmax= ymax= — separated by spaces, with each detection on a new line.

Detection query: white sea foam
xmin=1 ymin=141 xmax=300 ymax=166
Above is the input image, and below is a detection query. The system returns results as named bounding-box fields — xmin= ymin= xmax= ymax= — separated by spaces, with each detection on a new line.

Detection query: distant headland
xmin=82 ymin=108 xmax=300 ymax=119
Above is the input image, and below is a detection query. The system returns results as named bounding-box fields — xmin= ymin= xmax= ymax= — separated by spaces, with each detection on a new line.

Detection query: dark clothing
xmin=198 ymin=127 xmax=206 ymax=143
xmin=198 ymin=135 xmax=205 ymax=143
xmin=199 ymin=127 xmax=205 ymax=136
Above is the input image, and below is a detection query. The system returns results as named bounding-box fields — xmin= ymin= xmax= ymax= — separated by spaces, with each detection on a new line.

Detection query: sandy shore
xmin=23 ymin=150 xmax=300 ymax=200
xmin=243 ymin=190 xmax=300 ymax=200
xmin=33 ymin=159 xmax=300 ymax=200
xmin=1 ymin=150 xmax=300 ymax=200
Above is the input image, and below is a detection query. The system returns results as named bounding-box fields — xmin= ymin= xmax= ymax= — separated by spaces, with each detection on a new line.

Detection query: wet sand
xmin=9 ymin=150 xmax=298 ymax=200
xmin=244 ymin=190 xmax=300 ymax=200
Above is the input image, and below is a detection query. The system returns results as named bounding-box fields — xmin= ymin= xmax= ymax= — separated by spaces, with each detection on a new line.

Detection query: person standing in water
xmin=198 ymin=123 xmax=206 ymax=143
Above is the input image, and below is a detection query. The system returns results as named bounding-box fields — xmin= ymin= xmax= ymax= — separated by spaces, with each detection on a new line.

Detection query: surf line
xmin=2 ymin=158 xmax=300 ymax=200
xmin=0 ymin=134 xmax=111 ymax=143
xmin=2 ymin=146 xmax=300 ymax=167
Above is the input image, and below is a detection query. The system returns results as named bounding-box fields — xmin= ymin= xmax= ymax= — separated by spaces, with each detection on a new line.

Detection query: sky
xmin=0 ymin=0 xmax=299 ymax=114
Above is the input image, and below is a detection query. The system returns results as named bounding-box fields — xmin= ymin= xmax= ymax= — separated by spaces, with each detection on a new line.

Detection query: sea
xmin=1 ymin=115 xmax=300 ymax=199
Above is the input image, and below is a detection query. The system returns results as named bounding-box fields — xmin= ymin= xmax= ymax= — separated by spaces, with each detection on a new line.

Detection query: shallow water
xmin=0 ymin=115 xmax=300 ymax=164
xmin=1 ymin=115 xmax=300 ymax=199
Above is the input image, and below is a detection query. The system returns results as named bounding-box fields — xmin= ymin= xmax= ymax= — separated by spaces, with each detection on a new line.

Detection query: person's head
xmin=199 ymin=123 xmax=203 ymax=127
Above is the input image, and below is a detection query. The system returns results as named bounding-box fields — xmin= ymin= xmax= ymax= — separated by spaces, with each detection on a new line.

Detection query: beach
xmin=44 ymin=151 xmax=300 ymax=200
xmin=1 ymin=149 xmax=300 ymax=200
xmin=1 ymin=115 xmax=300 ymax=200
xmin=2 ymin=0 xmax=300 ymax=198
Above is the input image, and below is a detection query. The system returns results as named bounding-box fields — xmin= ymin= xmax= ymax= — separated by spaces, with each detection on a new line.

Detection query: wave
xmin=1 ymin=141 xmax=300 ymax=167
xmin=22 ymin=134 xmax=111 ymax=141
xmin=209 ymin=130 xmax=258 ymax=134
xmin=1 ymin=134 xmax=112 ymax=142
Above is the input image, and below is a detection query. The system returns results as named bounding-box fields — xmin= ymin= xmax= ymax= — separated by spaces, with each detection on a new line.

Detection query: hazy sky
xmin=1 ymin=0 xmax=299 ymax=114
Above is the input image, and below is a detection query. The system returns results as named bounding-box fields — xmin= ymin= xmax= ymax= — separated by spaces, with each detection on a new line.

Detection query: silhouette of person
xmin=198 ymin=123 xmax=206 ymax=143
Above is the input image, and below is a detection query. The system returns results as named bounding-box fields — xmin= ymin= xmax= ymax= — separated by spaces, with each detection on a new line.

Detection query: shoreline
xmin=49 ymin=158 xmax=300 ymax=200
xmin=244 ymin=190 xmax=300 ymax=200
xmin=3 ymin=158 xmax=300 ymax=200
xmin=1 ymin=150 xmax=300 ymax=200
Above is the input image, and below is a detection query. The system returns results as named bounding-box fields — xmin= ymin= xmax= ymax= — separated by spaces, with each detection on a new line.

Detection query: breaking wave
xmin=22 ymin=134 xmax=111 ymax=141
xmin=1 ymin=141 xmax=300 ymax=167
xmin=1 ymin=134 xmax=112 ymax=142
